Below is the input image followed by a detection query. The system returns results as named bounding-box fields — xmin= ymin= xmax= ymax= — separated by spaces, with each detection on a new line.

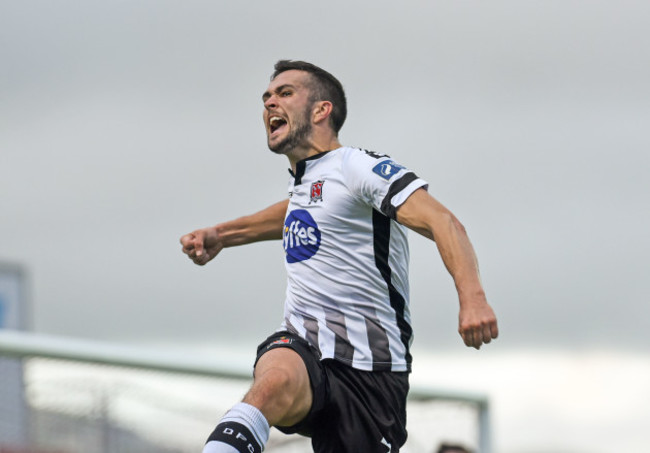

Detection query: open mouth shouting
xmin=269 ymin=115 xmax=288 ymax=136
xmin=265 ymin=105 xmax=312 ymax=154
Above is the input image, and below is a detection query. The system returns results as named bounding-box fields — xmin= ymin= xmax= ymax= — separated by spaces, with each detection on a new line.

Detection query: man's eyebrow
xmin=262 ymin=84 xmax=296 ymax=101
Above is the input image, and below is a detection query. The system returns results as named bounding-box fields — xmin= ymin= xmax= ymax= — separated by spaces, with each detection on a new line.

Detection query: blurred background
xmin=1 ymin=1 xmax=649 ymax=452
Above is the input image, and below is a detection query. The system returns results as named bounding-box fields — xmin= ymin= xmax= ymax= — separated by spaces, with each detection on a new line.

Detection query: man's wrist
xmin=457 ymin=286 xmax=487 ymax=307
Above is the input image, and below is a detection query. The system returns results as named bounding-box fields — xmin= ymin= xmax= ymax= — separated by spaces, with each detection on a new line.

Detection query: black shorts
xmin=255 ymin=331 xmax=410 ymax=453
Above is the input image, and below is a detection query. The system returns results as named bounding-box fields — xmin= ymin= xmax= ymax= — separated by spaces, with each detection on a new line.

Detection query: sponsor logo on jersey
xmin=310 ymin=180 xmax=324 ymax=203
xmin=283 ymin=209 xmax=321 ymax=263
xmin=372 ymin=160 xmax=405 ymax=180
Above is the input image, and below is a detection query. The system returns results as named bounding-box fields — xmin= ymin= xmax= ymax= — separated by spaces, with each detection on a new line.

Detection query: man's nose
xmin=264 ymin=95 xmax=277 ymax=110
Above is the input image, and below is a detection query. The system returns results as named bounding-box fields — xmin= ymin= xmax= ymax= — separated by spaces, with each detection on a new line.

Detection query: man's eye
xmin=281 ymin=91 xmax=292 ymax=97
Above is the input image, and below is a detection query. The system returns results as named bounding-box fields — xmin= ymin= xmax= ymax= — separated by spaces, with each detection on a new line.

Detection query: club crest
xmin=310 ymin=180 xmax=324 ymax=203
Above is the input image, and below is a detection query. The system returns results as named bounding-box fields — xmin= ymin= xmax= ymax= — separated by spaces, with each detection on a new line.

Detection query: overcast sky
xmin=1 ymin=1 xmax=649 ymax=452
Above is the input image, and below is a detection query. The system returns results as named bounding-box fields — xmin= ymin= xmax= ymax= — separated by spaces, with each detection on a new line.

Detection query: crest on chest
xmin=309 ymin=180 xmax=325 ymax=204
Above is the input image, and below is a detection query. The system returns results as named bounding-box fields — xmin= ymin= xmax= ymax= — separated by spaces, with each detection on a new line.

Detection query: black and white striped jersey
xmin=280 ymin=147 xmax=428 ymax=372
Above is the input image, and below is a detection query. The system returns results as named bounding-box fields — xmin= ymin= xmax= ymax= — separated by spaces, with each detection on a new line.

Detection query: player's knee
xmin=245 ymin=366 xmax=310 ymax=425
xmin=258 ymin=366 xmax=301 ymax=404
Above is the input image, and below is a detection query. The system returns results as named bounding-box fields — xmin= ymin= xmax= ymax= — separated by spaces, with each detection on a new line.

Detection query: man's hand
xmin=458 ymin=296 xmax=499 ymax=349
xmin=180 ymin=227 xmax=224 ymax=266
xmin=179 ymin=200 xmax=288 ymax=266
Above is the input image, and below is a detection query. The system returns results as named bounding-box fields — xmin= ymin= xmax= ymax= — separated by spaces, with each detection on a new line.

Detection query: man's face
xmin=262 ymin=70 xmax=314 ymax=155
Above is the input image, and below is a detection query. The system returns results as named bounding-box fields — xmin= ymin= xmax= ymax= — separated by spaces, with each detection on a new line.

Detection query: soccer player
xmin=180 ymin=60 xmax=498 ymax=453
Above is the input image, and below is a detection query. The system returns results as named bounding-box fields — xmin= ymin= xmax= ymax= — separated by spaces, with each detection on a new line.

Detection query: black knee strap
xmin=206 ymin=421 xmax=262 ymax=453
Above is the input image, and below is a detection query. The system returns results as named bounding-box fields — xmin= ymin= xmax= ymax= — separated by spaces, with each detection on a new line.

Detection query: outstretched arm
xmin=180 ymin=199 xmax=288 ymax=266
xmin=396 ymin=188 xmax=498 ymax=349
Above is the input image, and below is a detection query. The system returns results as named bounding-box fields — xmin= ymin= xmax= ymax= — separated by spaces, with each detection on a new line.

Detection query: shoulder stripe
xmin=380 ymin=172 xmax=420 ymax=219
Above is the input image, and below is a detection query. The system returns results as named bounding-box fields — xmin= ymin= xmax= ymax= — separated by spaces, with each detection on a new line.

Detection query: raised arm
xmin=180 ymin=199 xmax=288 ymax=266
xmin=396 ymin=188 xmax=498 ymax=349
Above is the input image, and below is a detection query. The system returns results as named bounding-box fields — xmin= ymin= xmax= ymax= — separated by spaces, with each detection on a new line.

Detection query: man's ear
xmin=312 ymin=101 xmax=333 ymax=124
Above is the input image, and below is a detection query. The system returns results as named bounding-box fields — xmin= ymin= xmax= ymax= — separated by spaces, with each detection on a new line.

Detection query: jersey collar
xmin=288 ymin=149 xmax=336 ymax=185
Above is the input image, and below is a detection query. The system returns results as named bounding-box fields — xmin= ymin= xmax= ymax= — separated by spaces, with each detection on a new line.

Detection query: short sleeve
xmin=343 ymin=149 xmax=428 ymax=219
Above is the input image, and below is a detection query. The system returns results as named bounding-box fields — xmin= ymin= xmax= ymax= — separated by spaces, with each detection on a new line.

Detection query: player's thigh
xmin=246 ymin=347 xmax=313 ymax=426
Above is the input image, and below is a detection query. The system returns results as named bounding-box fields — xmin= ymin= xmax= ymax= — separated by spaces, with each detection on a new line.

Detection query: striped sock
xmin=203 ymin=403 xmax=269 ymax=453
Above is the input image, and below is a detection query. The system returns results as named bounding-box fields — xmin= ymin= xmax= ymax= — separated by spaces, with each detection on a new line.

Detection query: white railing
xmin=0 ymin=329 xmax=491 ymax=453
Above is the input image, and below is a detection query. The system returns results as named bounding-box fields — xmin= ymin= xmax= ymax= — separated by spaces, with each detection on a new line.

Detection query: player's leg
xmin=244 ymin=346 xmax=312 ymax=426
xmin=202 ymin=336 xmax=315 ymax=453
xmin=202 ymin=401 xmax=268 ymax=453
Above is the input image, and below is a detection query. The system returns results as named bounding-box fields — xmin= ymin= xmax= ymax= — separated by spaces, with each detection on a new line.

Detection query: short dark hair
xmin=271 ymin=60 xmax=347 ymax=134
